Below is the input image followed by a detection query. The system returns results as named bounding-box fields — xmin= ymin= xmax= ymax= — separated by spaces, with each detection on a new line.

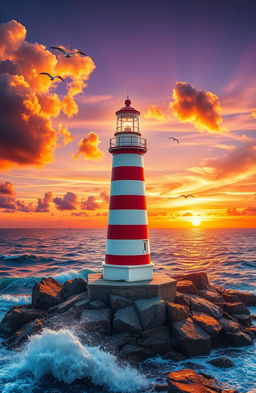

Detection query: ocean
xmin=0 ymin=228 xmax=255 ymax=393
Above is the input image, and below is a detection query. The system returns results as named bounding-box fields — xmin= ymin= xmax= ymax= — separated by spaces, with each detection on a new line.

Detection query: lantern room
xmin=115 ymin=98 xmax=141 ymax=135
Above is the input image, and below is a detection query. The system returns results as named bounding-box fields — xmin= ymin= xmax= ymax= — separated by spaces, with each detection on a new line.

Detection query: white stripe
xmin=108 ymin=210 xmax=148 ymax=225
xmin=113 ymin=154 xmax=143 ymax=168
xmin=106 ymin=239 xmax=150 ymax=255
xmin=110 ymin=180 xmax=145 ymax=196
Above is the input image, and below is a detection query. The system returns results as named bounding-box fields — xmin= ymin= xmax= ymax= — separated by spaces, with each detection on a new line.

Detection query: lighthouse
xmin=103 ymin=98 xmax=154 ymax=282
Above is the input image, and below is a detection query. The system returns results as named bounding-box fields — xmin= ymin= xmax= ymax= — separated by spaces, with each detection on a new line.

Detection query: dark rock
xmin=219 ymin=317 xmax=241 ymax=333
xmin=59 ymin=278 xmax=87 ymax=300
xmin=223 ymin=302 xmax=250 ymax=315
xmin=48 ymin=292 xmax=89 ymax=314
xmin=0 ymin=305 xmax=46 ymax=338
xmin=89 ymin=300 xmax=106 ymax=309
xmin=190 ymin=296 xmax=224 ymax=319
xmin=119 ymin=344 xmax=147 ymax=362
xmin=191 ymin=312 xmax=222 ymax=337
xmin=32 ymin=277 xmax=63 ymax=310
xmin=80 ymin=308 xmax=112 ymax=335
xmin=163 ymin=350 xmax=186 ymax=362
xmin=153 ymin=384 xmax=168 ymax=392
xmin=176 ymin=280 xmax=197 ymax=295
xmin=5 ymin=318 xmax=44 ymax=349
xmin=224 ymin=289 xmax=256 ymax=306
xmin=244 ymin=326 xmax=256 ymax=338
xmin=141 ymin=325 xmax=173 ymax=354
xmin=134 ymin=297 xmax=166 ymax=329
xmin=175 ymin=293 xmax=191 ymax=308
xmin=231 ymin=313 xmax=251 ymax=327
xmin=110 ymin=295 xmax=132 ymax=311
xmin=73 ymin=293 xmax=90 ymax=316
xmin=184 ymin=362 xmax=206 ymax=371
xmin=224 ymin=330 xmax=253 ymax=347
xmin=208 ymin=357 xmax=234 ymax=368
xmin=45 ymin=308 xmax=78 ymax=329
xmin=167 ymin=302 xmax=189 ymax=323
xmin=113 ymin=305 xmax=142 ymax=334
xmin=172 ymin=317 xmax=211 ymax=357
xmin=167 ymin=369 xmax=230 ymax=393
xmin=198 ymin=289 xmax=224 ymax=306
xmin=99 ymin=332 xmax=131 ymax=351
xmin=174 ymin=272 xmax=210 ymax=290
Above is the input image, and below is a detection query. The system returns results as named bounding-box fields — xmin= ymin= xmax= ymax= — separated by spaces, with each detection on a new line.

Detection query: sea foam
xmin=17 ymin=328 xmax=149 ymax=392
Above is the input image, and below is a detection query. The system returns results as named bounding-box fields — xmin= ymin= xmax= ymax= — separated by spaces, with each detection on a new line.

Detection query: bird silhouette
xmin=180 ymin=194 xmax=196 ymax=199
xmin=50 ymin=47 xmax=87 ymax=58
xmin=169 ymin=137 xmax=179 ymax=144
xmin=39 ymin=72 xmax=64 ymax=81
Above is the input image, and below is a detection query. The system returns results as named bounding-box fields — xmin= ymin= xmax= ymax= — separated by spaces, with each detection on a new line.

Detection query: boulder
xmin=99 ymin=332 xmax=131 ymax=351
xmin=175 ymin=293 xmax=190 ymax=308
xmin=154 ymin=384 xmax=168 ymax=392
xmin=113 ymin=305 xmax=142 ymax=334
xmin=48 ymin=292 xmax=89 ymax=314
xmin=208 ymin=357 xmax=234 ymax=368
xmin=219 ymin=317 xmax=242 ymax=333
xmin=45 ymin=308 xmax=78 ymax=329
xmin=134 ymin=297 xmax=166 ymax=330
xmin=167 ymin=369 xmax=235 ymax=393
xmin=191 ymin=312 xmax=222 ymax=337
xmin=174 ymin=272 xmax=210 ymax=290
xmin=32 ymin=277 xmax=63 ymax=310
xmin=163 ymin=350 xmax=186 ymax=362
xmin=59 ymin=278 xmax=87 ymax=300
xmin=80 ymin=308 xmax=112 ymax=335
xmin=89 ymin=300 xmax=106 ymax=309
xmin=172 ymin=317 xmax=211 ymax=357
xmin=110 ymin=295 xmax=132 ymax=311
xmin=141 ymin=325 xmax=173 ymax=354
xmin=4 ymin=318 xmax=44 ymax=350
xmin=167 ymin=302 xmax=189 ymax=323
xmin=0 ymin=305 xmax=46 ymax=338
xmin=176 ymin=280 xmax=197 ymax=295
xmin=244 ymin=326 xmax=256 ymax=338
xmin=223 ymin=289 xmax=256 ymax=306
xmin=198 ymin=289 xmax=224 ymax=306
xmin=224 ymin=330 xmax=253 ymax=347
xmin=190 ymin=296 xmax=224 ymax=319
xmin=223 ymin=302 xmax=250 ymax=315
xmin=231 ymin=314 xmax=251 ymax=327
xmin=119 ymin=344 xmax=148 ymax=362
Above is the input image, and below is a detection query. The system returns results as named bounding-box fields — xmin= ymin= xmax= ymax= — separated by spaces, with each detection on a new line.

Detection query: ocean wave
xmin=14 ymin=329 xmax=148 ymax=392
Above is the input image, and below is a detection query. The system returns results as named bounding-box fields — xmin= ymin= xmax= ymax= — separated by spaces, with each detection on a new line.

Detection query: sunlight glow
xmin=192 ymin=218 xmax=202 ymax=226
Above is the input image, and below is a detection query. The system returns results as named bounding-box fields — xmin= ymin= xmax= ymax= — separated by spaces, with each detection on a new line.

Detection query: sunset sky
xmin=0 ymin=0 xmax=256 ymax=228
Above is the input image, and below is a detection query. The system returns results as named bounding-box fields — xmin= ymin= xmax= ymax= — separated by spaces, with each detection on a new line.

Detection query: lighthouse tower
xmin=103 ymin=98 xmax=154 ymax=282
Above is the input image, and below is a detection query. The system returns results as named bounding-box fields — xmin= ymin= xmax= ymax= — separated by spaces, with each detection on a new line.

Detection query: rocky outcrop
xmin=59 ymin=278 xmax=87 ymax=300
xmin=208 ymin=357 xmax=234 ymax=368
xmin=113 ymin=305 xmax=142 ymax=334
xmin=80 ymin=308 xmax=112 ymax=335
xmin=141 ymin=325 xmax=174 ymax=354
xmin=32 ymin=277 xmax=63 ymax=310
xmin=49 ymin=292 xmax=89 ymax=314
xmin=110 ymin=294 xmax=132 ymax=311
xmin=174 ymin=272 xmax=210 ymax=290
xmin=4 ymin=318 xmax=44 ymax=349
xmin=134 ymin=297 xmax=166 ymax=330
xmin=167 ymin=302 xmax=189 ymax=323
xmin=190 ymin=296 xmax=224 ymax=319
xmin=176 ymin=280 xmax=197 ymax=295
xmin=191 ymin=312 xmax=222 ymax=337
xmin=167 ymin=369 xmax=238 ymax=393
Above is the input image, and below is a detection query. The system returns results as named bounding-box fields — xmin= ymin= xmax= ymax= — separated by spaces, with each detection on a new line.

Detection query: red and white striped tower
xmin=103 ymin=98 xmax=154 ymax=282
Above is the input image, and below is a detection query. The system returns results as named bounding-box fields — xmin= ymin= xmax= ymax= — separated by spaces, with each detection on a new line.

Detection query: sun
xmin=191 ymin=218 xmax=201 ymax=226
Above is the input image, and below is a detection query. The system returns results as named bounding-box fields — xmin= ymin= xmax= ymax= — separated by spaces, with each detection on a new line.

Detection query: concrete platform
xmin=87 ymin=272 xmax=177 ymax=303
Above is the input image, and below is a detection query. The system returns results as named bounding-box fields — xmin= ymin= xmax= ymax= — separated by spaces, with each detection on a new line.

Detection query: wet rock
xmin=172 ymin=317 xmax=211 ymax=357
xmin=119 ymin=344 xmax=147 ymax=362
xmin=4 ymin=318 xmax=44 ymax=349
xmin=208 ymin=357 xmax=234 ymax=368
xmin=163 ymin=350 xmax=186 ymax=362
xmin=224 ymin=330 xmax=253 ymax=347
xmin=99 ymin=331 xmax=131 ymax=351
xmin=231 ymin=313 xmax=251 ymax=327
xmin=48 ymin=292 xmax=89 ymax=314
xmin=80 ymin=308 xmax=112 ymax=335
xmin=141 ymin=325 xmax=173 ymax=354
xmin=110 ymin=295 xmax=132 ymax=311
xmin=113 ymin=305 xmax=142 ymax=334
xmin=223 ymin=302 xmax=250 ymax=315
xmin=198 ymin=289 xmax=224 ymax=306
xmin=191 ymin=312 xmax=222 ymax=337
xmin=175 ymin=293 xmax=191 ymax=308
xmin=89 ymin=299 xmax=105 ymax=309
xmin=224 ymin=289 xmax=256 ymax=306
xmin=167 ymin=369 xmax=234 ymax=393
xmin=0 ymin=305 xmax=46 ymax=338
xmin=32 ymin=277 xmax=63 ymax=310
xmin=45 ymin=308 xmax=78 ymax=329
xmin=167 ymin=302 xmax=189 ymax=323
xmin=176 ymin=280 xmax=197 ymax=295
xmin=134 ymin=297 xmax=166 ymax=329
xmin=244 ymin=326 xmax=256 ymax=338
xmin=153 ymin=384 xmax=168 ymax=392
xmin=219 ymin=317 xmax=242 ymax=333
xmin=59 ymin=278 xmax=87 ymax=300
xmin=174 ymin=272 xmax=210 ymax=290
xmin=190 ymin=296 xmax=224 ymax=319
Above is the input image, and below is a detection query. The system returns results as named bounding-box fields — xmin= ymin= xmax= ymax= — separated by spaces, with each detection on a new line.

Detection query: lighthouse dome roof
xmin=116 ymin=98 xmax=140 ymax=115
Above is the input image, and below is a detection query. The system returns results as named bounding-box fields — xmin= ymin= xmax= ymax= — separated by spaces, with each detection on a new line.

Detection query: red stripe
xmin=109 ymin=195 xmax=146 ymax=210
xmin=105 ymin=254 xmax=150 ymax=265
xmin=111 ymin=166 xmax=144 ymax=181
xmin=107 ymin=225 xmax=149 ymax=239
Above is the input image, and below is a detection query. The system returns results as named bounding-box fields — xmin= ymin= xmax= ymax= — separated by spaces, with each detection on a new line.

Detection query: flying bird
xmin=50 ymin=47 xmax=87 ymax=58
xmin=39 ymin=72 xmax=64 ymax=81
xmin=180 ymin=194 xmax=196 ymax=199
xmin=169 ymin=137 xmax=179 ymax=144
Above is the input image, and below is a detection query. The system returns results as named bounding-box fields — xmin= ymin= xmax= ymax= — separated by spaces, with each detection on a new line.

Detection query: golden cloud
xmin=73 ymin=132 xmax=104 ymax=161
xmin=144 ymin=105 xmax=166 ymax=121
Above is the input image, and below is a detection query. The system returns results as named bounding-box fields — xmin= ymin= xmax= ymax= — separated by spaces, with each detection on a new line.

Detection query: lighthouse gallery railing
xmin=109 ymin=136 xmax=147 ymax=148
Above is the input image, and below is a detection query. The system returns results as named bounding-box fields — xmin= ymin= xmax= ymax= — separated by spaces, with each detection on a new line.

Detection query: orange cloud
xmin=57 ymin=124 xmax=74 ymax=147
xmin=170 ymin=81 xmax=223 ymax=132
xmin=0 ymin=20 xmax=95 ymax=169
xmin=227 ymin=207 xmax=256 ymax=216
xmin=144 ymin=105 xmax=165 ymax=121
xmin=74 ymin=132 xmax=104 ymax=161
xmin=53 ymin=192 xmax=79 ymax=210
xmin=81 ymin=195 xmax=100 ymax=210
xmin=36 ymin=192 xmax=53 ymax=212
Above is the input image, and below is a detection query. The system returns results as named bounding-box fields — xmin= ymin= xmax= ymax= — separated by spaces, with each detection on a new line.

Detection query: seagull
xmin=169 ymin=137 xmax=179 ymax=144
xmin=39 ymin=72 xmax=64 ymax=81
xmin=180 ymin=194 xmax=196 ymax=199
xmin=50 ymin=47 xmax=87 ymax=58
